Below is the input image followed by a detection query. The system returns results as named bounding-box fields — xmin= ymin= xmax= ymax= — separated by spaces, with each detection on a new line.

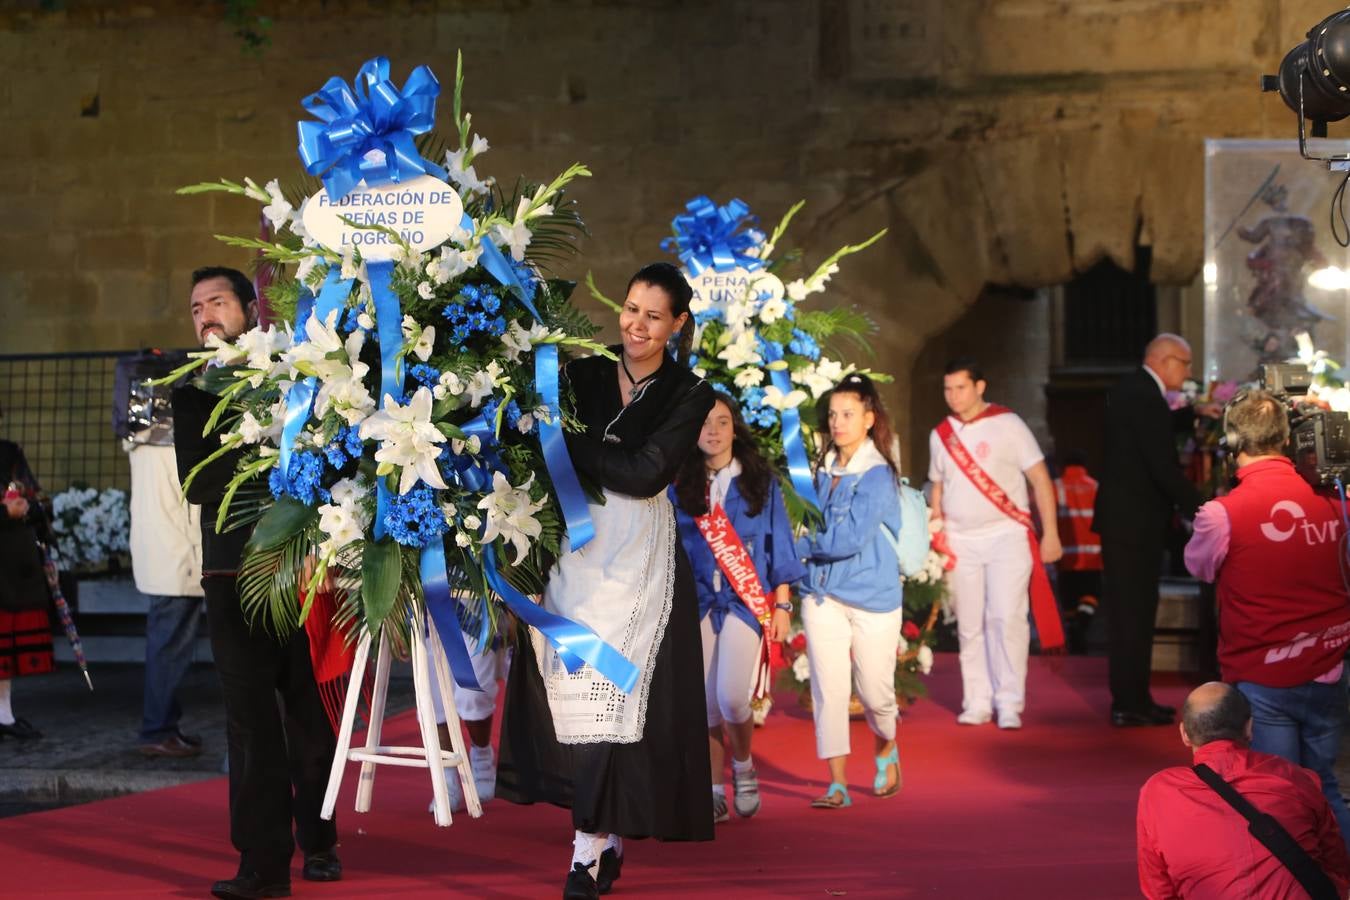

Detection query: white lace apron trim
xmin=531 ymin=491 xmax=676 ymax=744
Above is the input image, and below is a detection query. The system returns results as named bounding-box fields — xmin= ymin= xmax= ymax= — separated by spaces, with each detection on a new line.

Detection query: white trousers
xmin=430 ymin=630 xmax=507 ymax=725
xmin=801 ymin=595 xmax=902 ymax=759
xmin=700 ymin=613 xmax=763 ymax=728
xmin=947 ymin=527 xmax=1033 ymax=716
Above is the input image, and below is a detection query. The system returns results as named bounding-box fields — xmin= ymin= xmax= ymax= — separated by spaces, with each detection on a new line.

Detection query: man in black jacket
xmin=1095 ymin=334 xmax=1202 ymax=728
xmin=173 ymin=266 xmax=341 ymax=900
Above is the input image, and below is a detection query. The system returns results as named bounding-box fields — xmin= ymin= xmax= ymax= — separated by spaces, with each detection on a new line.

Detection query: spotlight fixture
xmin=1263 ymin=8 xmax=1350 ymax=163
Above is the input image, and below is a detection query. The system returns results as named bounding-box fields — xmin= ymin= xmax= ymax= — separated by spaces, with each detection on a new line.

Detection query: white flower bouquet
xmin=591 ymin=196 xmax=887 ymax=524
xmin=50 ymin=486 xmax=130 ymax=572
xmin=161 ymin=55 xmax=621 ymax=668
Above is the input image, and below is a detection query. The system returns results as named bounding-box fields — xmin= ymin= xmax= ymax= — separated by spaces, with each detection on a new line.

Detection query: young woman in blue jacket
xmin=671 ymin=394 xmax=805 ymax=825
xmin=800 ymin=373 xmax=904 ymax=809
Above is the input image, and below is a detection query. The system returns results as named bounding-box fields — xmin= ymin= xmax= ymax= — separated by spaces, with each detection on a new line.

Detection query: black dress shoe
xmin=563 ymin=861 xmax=600 ymax=900
xmin=1111 ymin=707 xmax=1173 ymax=727
xmin=0 ymin=718 xmax=42 ymax=740
xmin=1149 ymin=702 xmax=1176 ymax=719
xmin=596 ymin=847 xmax=623 ymax=894
xmin=302 ymin=848 xmax=342 ymax=882
xmin=210 ymin=873 xmax=291 ymax=899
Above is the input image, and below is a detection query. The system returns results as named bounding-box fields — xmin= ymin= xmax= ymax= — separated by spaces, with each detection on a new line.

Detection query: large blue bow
xmin=662 ymin=195 xmax=764 ymax=276
xmin=298 ymin=57 xmax=448 ymax=202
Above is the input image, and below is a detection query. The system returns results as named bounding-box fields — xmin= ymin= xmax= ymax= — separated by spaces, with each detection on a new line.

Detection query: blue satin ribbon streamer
xmin=770 ymin=367 xmax=821 ymax=513
xmin=279 ymin=270 xmax=352 ymax=479
xmin=465 ymin=212 xmax=545 ymax=322
xmin=481 ymin=545 xmax=639 ymax=693
xmin=534 ymin=344 xmax=594 ymax=552
xmin=420 ymin=541 xmax=483 ymax=691
xmin=298 ymin=57 xmax=449 ymax=202
xmin=368 ymin=259 xmax=401 ymax=540
xmin=661 ymin=195 xmax=764 ymax=276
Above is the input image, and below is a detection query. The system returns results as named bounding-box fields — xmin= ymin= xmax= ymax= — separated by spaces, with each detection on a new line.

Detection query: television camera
xmin=1251 ymin=362 xmax=1350 ymax=488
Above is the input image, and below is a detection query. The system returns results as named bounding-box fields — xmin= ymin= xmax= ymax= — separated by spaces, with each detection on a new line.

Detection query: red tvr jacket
xmin=1213 ymin=458 xmax=1350 ymax=687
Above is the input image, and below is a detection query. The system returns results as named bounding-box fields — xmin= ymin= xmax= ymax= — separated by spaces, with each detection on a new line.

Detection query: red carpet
xmin=0 ymin=654 xmax=1191 ymax=898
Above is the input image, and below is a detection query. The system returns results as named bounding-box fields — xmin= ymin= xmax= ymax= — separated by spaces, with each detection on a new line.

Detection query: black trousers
xmin=203 ymin=576 xmax=337 ymax=880
xmin=1101 ymin=534 xmax=1164 ymax=713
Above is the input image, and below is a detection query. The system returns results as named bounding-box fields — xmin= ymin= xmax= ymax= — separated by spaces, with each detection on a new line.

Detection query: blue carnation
xmin=789 ymin=329 xmax=821 ymax=361
xmin=383 ymin=484 xmax=449 ymax=548
xmin=269 ymin=451 xmax=330 ymax=505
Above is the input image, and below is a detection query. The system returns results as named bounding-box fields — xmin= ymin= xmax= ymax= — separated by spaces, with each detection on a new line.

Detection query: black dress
xmin=497 ymin=350 xmax=716 ymax=841
xmin=0 ymin=441 xmax=54 ymax=681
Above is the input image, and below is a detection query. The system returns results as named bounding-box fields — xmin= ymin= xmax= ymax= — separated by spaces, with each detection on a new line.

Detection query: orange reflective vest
xmin=1055 ymin=465 xmax=1102 ymax=571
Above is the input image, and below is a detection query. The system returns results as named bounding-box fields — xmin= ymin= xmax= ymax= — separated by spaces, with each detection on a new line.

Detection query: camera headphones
xmin=1221 ymin=390 xmax=1248 ymax=454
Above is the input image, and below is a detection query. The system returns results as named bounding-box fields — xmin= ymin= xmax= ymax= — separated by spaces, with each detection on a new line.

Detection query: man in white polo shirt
xmin=929 ymin=358 xmax=1062 ymax=730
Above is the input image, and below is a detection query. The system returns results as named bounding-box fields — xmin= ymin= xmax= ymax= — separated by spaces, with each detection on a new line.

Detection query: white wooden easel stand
xmin=321 ymin=608 xmax=482 ymax=826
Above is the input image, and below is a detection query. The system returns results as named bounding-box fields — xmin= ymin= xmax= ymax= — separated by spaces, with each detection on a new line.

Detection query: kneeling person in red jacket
xmin=1137 ymin=682 xmax=1350 ymax=899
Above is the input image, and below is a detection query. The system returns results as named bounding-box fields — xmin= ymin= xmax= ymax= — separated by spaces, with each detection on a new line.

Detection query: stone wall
xmin=0 ymin=0 xmax=1336 ymax=461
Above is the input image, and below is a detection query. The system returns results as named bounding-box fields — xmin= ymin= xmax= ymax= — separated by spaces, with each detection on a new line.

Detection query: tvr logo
xmin=1259 ymin=500 xmax=1341 ymax=545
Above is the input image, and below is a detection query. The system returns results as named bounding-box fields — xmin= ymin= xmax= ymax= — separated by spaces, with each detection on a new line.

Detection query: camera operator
xmin=1184 ymin=389 xmax=1350 ymax=850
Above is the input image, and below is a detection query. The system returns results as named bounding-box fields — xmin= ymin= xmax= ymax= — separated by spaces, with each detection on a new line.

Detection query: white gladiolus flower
xmin=477 ymin=471 xmax=545 ymax=564
xmin=463 ymin=514 xmax=482 ymax=531
xmin=785 ymin=278 xmax=810 ymax=302
xmin=455 ymin=532 xmax=473 ymax=548
xmin=261 ymin=179 xmax=293 ymax=233
xmin=445 ymin=146 xmax=492 ymax=196
xmin=294 ymin=254 xmax=319 ymax=286
xmin=339 ymin=246 xmax=364 ymax=282
xmin=316 ymin=502 xmax=365 ymax=558
xmin=412 ymin=325 xmax=435 ymax=361
xmin=236 ymin=324 xmax=291 ymax=372
xmin=329 ymin=477 xmax=364 ymax=506
xmin=723 ymin=298 xmax=755 ymax=332
xmin=357 ymin=311 xmax=374 ymax=331
xmin=358 ymin=387 xmax=449 ymax=495
xmin=493 ymin=220 xmax=531 ymax=262
xmin=471 ymin=134 xmax=489 ymax=156
xmin=693 ymin=366 xmax=708 ymax=379
xmin=236 ymin=411 xmax=268 ymax=444
xmin=500 ymin=320 xmax=553 ymax=363
xmin=917 ymin=644 xmax=934 ymax=675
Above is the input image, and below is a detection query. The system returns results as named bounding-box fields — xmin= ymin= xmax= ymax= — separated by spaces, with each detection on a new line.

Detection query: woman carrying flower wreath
xmin=799 ymin=373 xmax=904 ymax=809
xmin=670 ymin=393 xmax=804 ymax=825
xmin=497 ymin=262 xmax=716 ymax=899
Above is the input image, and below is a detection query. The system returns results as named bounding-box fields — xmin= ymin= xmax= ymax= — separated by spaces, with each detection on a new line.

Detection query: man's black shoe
xmin=596 ymin=847 xmax=623 ymax=894
xmin=563 ymin=861 xmax=600 ymax=900
xmin=210 ymin=873 xmax=291 ymax=899
xmin=1111 ymin=707 xmax=1173 ymax=727
xmin=1149 ymin=702 xmax=1176 ymax=719
xmin=302 ymin=849 xmax=343 ymax=882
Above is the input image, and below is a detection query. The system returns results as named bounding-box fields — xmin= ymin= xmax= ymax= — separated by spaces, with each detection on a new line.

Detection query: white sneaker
xmin=712 ymin=791 xmax=730 ymax=824
xmin=429 ymin=766 xmax=467 ymax=814
xmin=470 ymin=746 xmax=496 ymax=804
xmin=957 ymin=709 xmax=993 ymax=726
xmin=997 ymin=711 xmax=1023 ymax=730
xmin=732 ymin=766 xmax=761 ymax=818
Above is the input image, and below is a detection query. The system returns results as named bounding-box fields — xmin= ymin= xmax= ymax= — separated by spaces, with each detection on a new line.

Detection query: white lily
xmin=359 ymin=387 xmax=449 ymax=495
xmin=477 ymin=471 xmax=544 ymax=564
xmin=763 ymin=383 xmax=808 ymax=410
xmin=717 ymin=330 xmax=762 ymax=369
xmin=283 ymin=310 xmax=345 ymax=380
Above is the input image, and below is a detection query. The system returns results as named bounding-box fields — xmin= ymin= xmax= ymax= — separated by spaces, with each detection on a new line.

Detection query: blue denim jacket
xmin=671 ymin=477 xmax=806 ymax=633
xmin=801 ymin=440 xmax=903 ymax=613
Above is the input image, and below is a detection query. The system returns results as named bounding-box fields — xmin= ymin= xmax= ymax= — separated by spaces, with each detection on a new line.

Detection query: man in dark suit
xmin=1095 ymin=334 xmax=1202 ymax=728
xmin=173 ymin=267 xmax=342 ymax=899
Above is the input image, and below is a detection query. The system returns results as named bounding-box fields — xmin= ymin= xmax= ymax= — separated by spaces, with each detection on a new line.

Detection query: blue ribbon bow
xmin=662 ymin=195 xmax=764 ymax=276
xmin=298 ymin=57 xmax=449 ymax=202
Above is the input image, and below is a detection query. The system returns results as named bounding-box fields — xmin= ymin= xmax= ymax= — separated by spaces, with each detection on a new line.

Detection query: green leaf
xmin=361 ymin=538 xmax=402 ymax=631
xmin=246 ymin=495 xmax=319 ymax=553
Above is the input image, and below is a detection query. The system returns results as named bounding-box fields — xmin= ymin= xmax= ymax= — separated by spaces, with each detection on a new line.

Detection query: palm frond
xmin=238 ymin=528 xmax=314 ymax=637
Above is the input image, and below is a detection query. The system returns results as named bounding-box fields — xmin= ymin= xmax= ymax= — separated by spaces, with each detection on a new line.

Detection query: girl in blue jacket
xmin=672 ymin=394 xmax=805 ymax=825
xmin=801 ymin=373 xmax=903 ymax=809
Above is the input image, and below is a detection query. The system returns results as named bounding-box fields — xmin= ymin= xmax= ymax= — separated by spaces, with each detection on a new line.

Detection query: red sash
xmin=936 ymin=413 xmax=1065 ymax=650
xmin=695 ymin=502 xmax=775 ymax=696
